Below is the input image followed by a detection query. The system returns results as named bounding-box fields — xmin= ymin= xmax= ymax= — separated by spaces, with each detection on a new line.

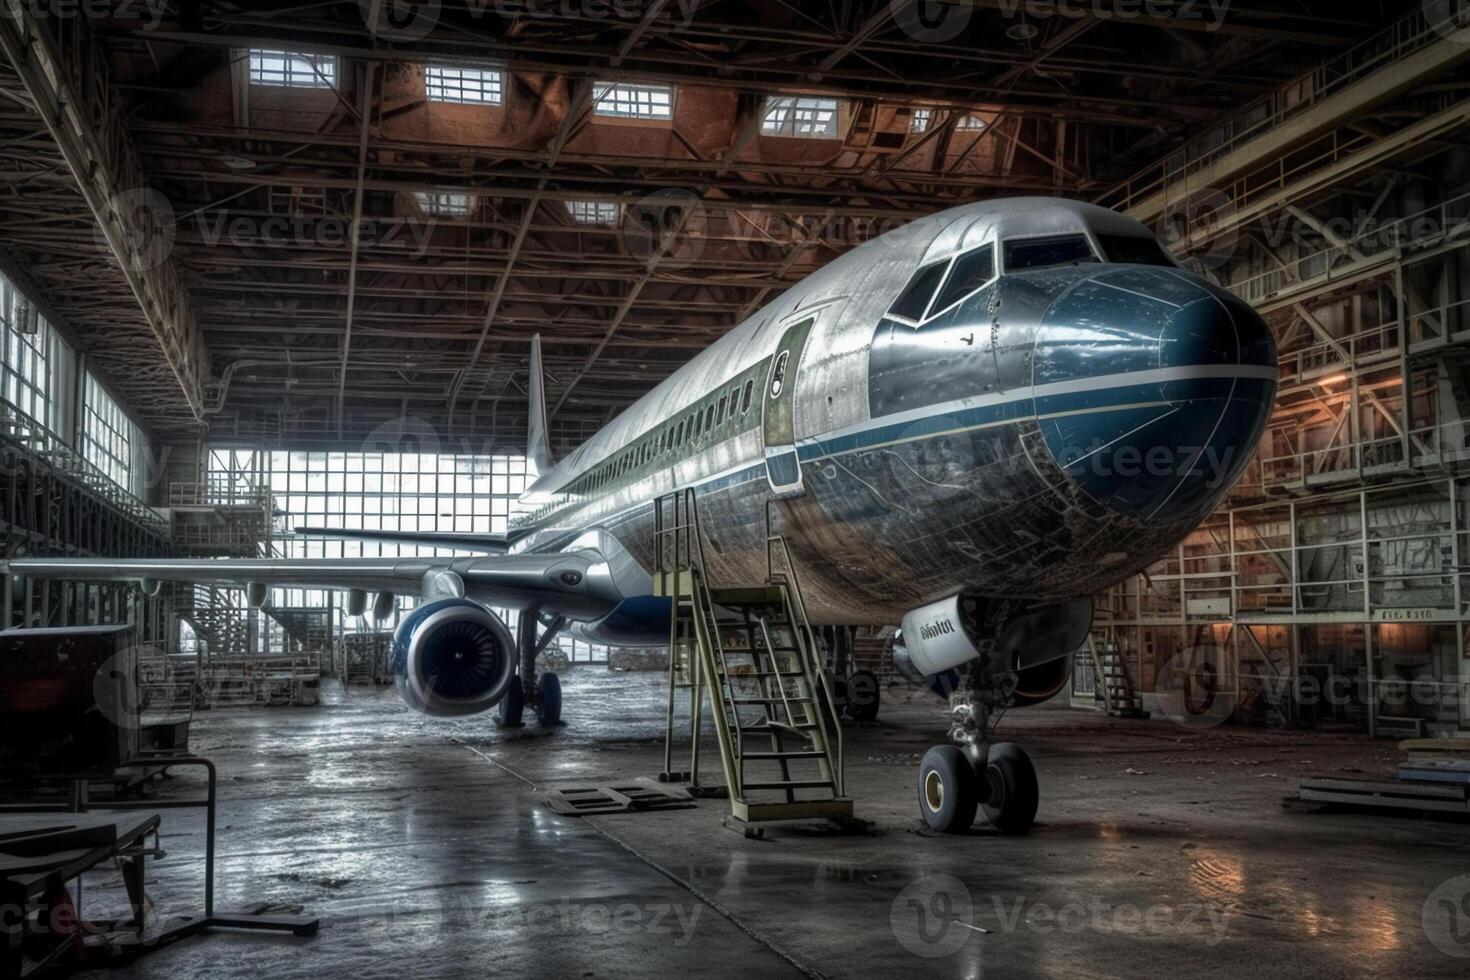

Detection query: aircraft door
xmin=762 ymin=316 xmax=815 ymax=498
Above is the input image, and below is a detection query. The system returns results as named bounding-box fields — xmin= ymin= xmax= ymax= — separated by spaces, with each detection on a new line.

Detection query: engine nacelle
xmin=391 ymin=598 xmax=516 ymax=717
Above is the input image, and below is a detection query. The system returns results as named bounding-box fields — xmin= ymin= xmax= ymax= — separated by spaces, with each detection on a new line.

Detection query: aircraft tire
xmin=918 ymin=745 xmax=978 ymax=833
xmin=497 ymin=674 xmax=525 ymax=728
xmin=981 ymin=743 xmax=1038 ymax=834
xmin=845 ymin=670 xmax=881 ymax=723
xmin=537 ymin=672 xmax=563 ymax=726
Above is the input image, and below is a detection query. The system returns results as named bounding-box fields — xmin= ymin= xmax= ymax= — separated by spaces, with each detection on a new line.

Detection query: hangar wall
xmin=1083 ymin=14 xmax=1470 ymax=734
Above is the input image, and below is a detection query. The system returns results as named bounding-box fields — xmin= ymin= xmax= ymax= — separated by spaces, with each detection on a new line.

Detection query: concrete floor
xmin=70 ymin=670 xmax=1470 ymax=979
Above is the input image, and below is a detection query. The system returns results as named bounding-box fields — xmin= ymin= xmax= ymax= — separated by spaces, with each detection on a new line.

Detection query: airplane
xmin=7 ymin=197 xmax=1277 ymax=834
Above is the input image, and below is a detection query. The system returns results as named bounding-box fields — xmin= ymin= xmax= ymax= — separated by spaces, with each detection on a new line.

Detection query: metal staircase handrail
xmin=763 ymin=498 xmax=845 ymax=798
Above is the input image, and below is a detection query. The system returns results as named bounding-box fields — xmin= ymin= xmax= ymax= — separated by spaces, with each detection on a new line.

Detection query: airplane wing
xmin=293 ymin=527 xmax=509 ymax=554
xmin=3 ymin=551 xmax=622 ymax=620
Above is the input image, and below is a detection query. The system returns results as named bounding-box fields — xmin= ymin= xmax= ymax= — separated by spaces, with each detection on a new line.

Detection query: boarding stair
xmin=655 ymin=490 xmax=852 ymax=825
xmin=1089 ymin=631 xmax=1149 ymax=718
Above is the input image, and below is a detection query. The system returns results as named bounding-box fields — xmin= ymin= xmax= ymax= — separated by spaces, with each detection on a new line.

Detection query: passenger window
xmin=888 ymin=260 xmax=948 ymax=321
xmin=1003 ymin=234 xmax=1098 ymax=271
xmin=705 ymin=405 xmax=715 ymax=431
xmin=932 ymin=244 xmax=994 ymax=313
xmin=717 ymin=397 xmax=727 ymax=424
xmin=1097 ymin=233 xmax=1175 ymax=267
xmin=741 ymin=379 xmax=754 ymax=414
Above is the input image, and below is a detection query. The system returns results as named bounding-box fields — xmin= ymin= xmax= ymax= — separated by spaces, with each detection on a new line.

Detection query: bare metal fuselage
xmin=512 ymin=199 xmax=1276 ymax=627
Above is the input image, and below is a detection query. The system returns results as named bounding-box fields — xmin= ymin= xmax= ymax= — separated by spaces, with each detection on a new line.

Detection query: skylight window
xmin=910 ymin=108 xmax=932 ymax=133
xmin=249 ymin=49 xmax=337 ymax=89
xmin=426 ymin=64 xmax=503 ymax=105
xmin=416 ymin=192 xmax=471 ymax=217
xmin=566 ymin=200 xmax=620 ymax=225
xmin=593 ymin=81 xmax=674 ymax=120
xmin=956 ymin=114 xmax=988 ymax=131
xmin=761 ymin=96 xmax=841 ymax=139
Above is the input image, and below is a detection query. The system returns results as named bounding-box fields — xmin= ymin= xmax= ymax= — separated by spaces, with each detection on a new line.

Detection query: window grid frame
xmin=593 ymin=80 xmax=675 ymax=120
xmin=761 ymin=96 xmax=841 ymax=139
xmin=425 ymin=64 xmax=504 ymax=105
xmin=248 ymin=49 xmax=338 ymax=89
xmin=566 ymin=200 xmax=621 ymax=225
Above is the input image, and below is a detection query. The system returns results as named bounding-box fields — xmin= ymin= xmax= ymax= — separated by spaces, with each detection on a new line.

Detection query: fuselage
xmin=508 ymin=198 xmax=1276 ymax=640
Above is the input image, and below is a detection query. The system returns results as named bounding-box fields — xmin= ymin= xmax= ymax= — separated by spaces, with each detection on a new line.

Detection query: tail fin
xmin=527 ymin=334 xmax=555 ymax=474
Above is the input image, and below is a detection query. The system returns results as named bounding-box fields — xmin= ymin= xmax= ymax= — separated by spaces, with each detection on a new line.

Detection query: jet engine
xmin=391 ymin=598 xmax=516 ymax=717
xmin=893 ymin=595 xmax=1091 ymax=706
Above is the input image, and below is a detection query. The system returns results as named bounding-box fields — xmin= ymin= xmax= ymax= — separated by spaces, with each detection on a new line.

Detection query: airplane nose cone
xmin=1032 ymin=267 xmax=1277 ymax=524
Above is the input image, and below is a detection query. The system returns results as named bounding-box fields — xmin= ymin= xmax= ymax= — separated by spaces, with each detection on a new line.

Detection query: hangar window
xmin=955 ymin=113 xmax=987 ymax=131
xmin=931 ymin=244 xmax=995 ymax=314
xmin=0 ymin=275 xmax=50 ymax=427
xmin=888 ymin=261 xmax=948 ymax=322
xmin=1098 ymin=233 xmax=1175 ymax=267
xmin=1003 ymin=235 xmax=1099 ymax=272
xmin=566 ymin=200 xmax=620 ymax=225
xmin=82 ymin=374 xmax=137 ymax=492
xmin=249 ymin=49 xmax=337 ymax=89
xmin=761 ymin=96 xmax=840 ymax=139
xmin=416 ymin=192 xmax=471 ymax=217
xmin=593 ymin=81 xmax=674 ymax=120
xmin=425 ymin=64 xmax=503 ymax=105
xmin=909 ymin=108 xmax=932 ymax=133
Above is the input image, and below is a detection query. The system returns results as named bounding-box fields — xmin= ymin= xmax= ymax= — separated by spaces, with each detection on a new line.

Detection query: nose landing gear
xmin=916 ymin=658 xmax=1038 ymax=834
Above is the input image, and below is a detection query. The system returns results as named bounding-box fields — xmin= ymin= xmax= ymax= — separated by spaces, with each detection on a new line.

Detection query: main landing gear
xmin=917 ymin=657 xmax=1038 ymax=834
xmin=496 ymin=612 xmax=565 ymax=729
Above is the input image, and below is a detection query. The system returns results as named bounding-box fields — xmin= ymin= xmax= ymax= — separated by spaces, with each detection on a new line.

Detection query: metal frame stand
xmin=10 ymin=757 xmax=317 ymax=968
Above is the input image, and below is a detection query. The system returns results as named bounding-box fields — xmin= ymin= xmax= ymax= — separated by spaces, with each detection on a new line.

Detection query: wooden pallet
xmin=1295 ymin=775 xmax=1470 ymax=814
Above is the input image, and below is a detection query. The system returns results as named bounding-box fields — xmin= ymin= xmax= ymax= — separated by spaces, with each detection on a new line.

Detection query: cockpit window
xmin=1003 ymin=234 xmax=1099 ymax=272
xmin=1098 ymin=233 xmax=1175 ymax=267
xmin=888 ymin=261 xmax=948 ymax=321
xmin=931 ymin=244 xmax=994 ymax=314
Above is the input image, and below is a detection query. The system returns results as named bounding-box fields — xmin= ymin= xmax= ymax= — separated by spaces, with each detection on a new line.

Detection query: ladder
xmin=1089 ymin=632 xmax=1149 ymax=718
xmin=655 ymin=489 xmax=852 ymax=825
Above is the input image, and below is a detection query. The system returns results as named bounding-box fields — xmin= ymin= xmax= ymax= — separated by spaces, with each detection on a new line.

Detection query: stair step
xmin=740 ymin=721 xmax=819 ymax=733
xmin=740 ymin=750 xmax=826 ymax=760
xmin=741 ymin=780 xmax=835 ymax=791
xmin=729 ymin=696 xmax=816 ymax=705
